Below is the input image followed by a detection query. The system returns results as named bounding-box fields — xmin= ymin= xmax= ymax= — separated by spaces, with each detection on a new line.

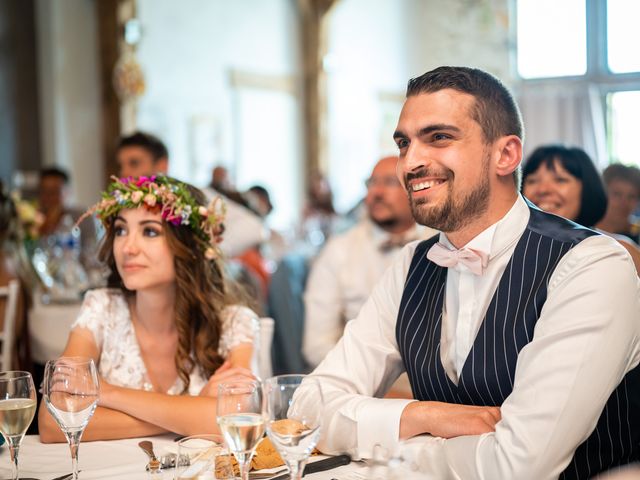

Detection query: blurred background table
xmin=28 ymin=292 xmax=80 ymax=365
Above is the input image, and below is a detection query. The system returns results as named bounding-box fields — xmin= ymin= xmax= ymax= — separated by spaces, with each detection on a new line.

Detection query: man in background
xmin=115 ymin=131 xmax=266 ymax=258
xmin=302 ymin=156 xmax=437 ymax=368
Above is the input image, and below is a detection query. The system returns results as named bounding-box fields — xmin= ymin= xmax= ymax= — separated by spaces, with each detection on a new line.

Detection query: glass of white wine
xmin=264 ymin=375 xmax=323 ymax=480
xmin=0 ymin=371 xmax=37 ymax=480
xmin=43 ymin=357 xmax=99 ymax=480
xmin=216 ymin=380 xmax=264 ymax=480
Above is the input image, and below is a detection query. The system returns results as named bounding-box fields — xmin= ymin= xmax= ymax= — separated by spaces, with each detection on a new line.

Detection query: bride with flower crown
xmin=38 ymin=175 xmax=260 ymax=441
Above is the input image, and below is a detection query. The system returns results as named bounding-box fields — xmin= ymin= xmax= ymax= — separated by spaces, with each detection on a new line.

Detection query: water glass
xmin=174 ymin=434 xmax=234 ymax=479
xmin=0 ymin=371 xmax=37 ymax=480
xmin=264 ymin=375 xmax=323 ymax=480
xmin=216 ymin=380 xmax=264 ymax=480
xmin=43 ymin=357 xmax=99 ymax=480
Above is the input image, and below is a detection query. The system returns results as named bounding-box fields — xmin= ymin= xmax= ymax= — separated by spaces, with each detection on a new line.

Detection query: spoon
xmin=138 ymin=440 xmax=162 ymax=472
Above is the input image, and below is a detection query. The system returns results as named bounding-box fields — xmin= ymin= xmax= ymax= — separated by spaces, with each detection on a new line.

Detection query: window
xmin=516 ymin=0 xmax=640 ymax=167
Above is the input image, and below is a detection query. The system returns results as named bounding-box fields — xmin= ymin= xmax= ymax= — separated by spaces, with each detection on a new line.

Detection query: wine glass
xmin=0 ymin=371 xmax=37 ymax=480
xmin=43 ymin=357 xmax=99 ymax=480
xmin=216 ymin=380 xmax=264 ymax=480
xmin=264 ymin=375 xmax=323 ymax=480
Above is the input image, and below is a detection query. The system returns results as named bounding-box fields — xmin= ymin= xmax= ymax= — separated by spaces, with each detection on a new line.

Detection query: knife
xmin=269 ymin=455 xmax=351 ymax=480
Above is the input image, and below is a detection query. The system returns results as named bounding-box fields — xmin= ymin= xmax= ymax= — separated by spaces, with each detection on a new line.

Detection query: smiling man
xmin=302 ymin=66 xmax=640 ymax=479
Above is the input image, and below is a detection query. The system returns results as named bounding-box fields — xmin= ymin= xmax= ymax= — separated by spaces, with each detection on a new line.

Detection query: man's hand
xmin=198 ymin=361 xmax=256 ymax=397
xmin=400 ymin=401 xmax=501 ymax=440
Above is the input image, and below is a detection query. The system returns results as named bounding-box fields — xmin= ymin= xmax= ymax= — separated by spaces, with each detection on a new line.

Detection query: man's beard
xmin=406 ymin=153 xmax=491 ymax=232
xmin=368 ymin=198 xmax=400 ymax=230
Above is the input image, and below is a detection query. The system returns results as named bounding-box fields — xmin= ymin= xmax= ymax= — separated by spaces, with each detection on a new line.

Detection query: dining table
xmin=4 ymin=434 xmax=370 ymax=479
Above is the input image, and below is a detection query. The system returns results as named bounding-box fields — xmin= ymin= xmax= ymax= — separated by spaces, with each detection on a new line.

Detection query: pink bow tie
xmin=426 ymin=242 xmax=489 ymax=275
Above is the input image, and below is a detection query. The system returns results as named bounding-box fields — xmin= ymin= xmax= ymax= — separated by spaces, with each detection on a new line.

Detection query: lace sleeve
xmin=218 ymin=305 xmax=259 ymax=358
xmin=70 ymin=288 xmax=113 ymax=349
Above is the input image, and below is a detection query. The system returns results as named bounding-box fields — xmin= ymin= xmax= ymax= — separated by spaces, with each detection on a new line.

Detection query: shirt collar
xmin=439 ymin=194 xmax=530 ymax=261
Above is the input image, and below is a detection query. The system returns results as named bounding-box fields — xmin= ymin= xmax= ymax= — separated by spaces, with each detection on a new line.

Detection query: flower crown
xmin=80 ymin=175 xmax=226 ymax=260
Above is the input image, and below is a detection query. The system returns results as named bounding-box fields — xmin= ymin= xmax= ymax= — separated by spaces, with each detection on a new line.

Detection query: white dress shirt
xmin=304 ymin=195 xmax=640 ymax=480
xmin=302 ymin=219 xmax=436 ymax=367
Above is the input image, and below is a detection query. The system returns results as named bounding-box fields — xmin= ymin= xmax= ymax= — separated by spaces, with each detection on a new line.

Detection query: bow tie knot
xmin=426 ymin=242 xmax=489 ymax=275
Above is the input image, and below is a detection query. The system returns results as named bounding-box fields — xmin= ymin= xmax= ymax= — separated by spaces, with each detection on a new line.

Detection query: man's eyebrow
xmin=393 ymin=129 xmax=407 ymax=140
xmin=417 ymin=124 xmax=461 ymax=136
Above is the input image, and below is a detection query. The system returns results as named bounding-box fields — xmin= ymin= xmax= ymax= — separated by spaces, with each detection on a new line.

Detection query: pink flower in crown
xmin=198 ymin=206 xmax=208 ymax=216
xmin=136 ymin=176 xmax=151 ymax=187
xmin=143 ymin=194 xmax=157 ymax=207
xmin=131 ymin=191 xmax=144 ymax=203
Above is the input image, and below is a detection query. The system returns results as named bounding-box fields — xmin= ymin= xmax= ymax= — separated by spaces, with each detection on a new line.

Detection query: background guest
xmin=522 ymin=144 xmax=640 ymax=273
xmin=303 ymin=156 xmax=437 ymax=368
xmin=596 ymin=163 xmax=640 ymax=243
xmin=116 ymin=131 xmax=169 ymax=178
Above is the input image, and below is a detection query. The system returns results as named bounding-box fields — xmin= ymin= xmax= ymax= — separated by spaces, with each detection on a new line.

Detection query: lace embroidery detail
xmin=72 ymin=288 xmax=258 ymax=395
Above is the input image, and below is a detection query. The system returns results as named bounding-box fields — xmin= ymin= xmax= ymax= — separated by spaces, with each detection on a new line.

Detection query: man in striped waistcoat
xmin=303 ymin=66 xmax=640 ymax=479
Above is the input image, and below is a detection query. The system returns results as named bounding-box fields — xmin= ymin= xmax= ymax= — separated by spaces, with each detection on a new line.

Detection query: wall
xmin=36 ymin=0 xmax=103 ymax=207
xmin=325 ymin=0 xmax=511 ymax=212
xmin=135 ymin=0 xmax=301 ymax=229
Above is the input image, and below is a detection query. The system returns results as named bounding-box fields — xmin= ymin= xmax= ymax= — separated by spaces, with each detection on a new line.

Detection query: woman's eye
xmin=114 ymin=226 xmax=126 ymax=236
xmin=143 ymin=227 xmax=160 ymax=237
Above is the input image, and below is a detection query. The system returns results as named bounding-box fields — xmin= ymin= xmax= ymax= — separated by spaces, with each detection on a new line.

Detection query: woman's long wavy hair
xmin=99 ymin=183 xmax=247 ymax=393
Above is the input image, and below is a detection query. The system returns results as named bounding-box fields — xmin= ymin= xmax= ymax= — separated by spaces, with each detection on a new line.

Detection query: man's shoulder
xmin=526 ymin=205 xmax=600 ymax=245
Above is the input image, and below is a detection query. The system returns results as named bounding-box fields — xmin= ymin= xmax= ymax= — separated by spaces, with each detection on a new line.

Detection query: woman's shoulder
xmin=221 ymin=304 xmax=259 ymax=324
xmin=82 ymin=288 xmax=127 ymax=308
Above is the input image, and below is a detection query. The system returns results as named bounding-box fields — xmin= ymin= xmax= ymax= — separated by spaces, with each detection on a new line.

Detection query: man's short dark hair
xmin=522 ymin=145 xmax=607 ymax=227
xmin=602 ymin=163 xmax=640 ymax=195
xmin=40 ymin=167 xmax=70 ymax=184
xmin=406 ymin=66 xmax=524 ymax=142
xmin=116 ymin=131 xmax=168 ymax=162
xmin=406 ymin=66 xmax=524 ymax=186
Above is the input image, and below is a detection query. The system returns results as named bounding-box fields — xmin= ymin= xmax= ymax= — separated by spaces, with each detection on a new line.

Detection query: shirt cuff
xmin=355 ymin=398 xmax=415 ymax=459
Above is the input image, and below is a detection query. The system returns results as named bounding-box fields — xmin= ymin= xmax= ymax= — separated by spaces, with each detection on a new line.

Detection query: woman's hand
xmin=199 ymin=361 xmax=256 ymax=397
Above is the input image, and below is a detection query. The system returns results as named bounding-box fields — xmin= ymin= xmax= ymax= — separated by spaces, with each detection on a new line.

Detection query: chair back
xmin=0 ymin=280 xmax=20 ymax=370
xmin=258 ymin=317 xmax=274 ymax=380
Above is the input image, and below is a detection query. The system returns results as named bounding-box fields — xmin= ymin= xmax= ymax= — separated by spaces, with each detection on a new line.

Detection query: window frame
xmin=514 ymin=0 xmax=640 ymax=165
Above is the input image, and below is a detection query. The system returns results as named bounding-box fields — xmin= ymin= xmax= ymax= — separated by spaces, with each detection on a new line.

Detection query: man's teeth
xmin=412 ymin=180 xmax=445 ymax=192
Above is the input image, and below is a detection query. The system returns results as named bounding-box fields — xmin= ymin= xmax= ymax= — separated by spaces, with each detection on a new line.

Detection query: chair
xmin=258 ymin=317 xmax=274 ymax=380
xmin=0 ymin=280 xmax=20 ymax=371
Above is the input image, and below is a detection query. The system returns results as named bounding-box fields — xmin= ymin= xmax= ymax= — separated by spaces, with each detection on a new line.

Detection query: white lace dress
xmin=71 ymin=288 xmax=259 ymax=396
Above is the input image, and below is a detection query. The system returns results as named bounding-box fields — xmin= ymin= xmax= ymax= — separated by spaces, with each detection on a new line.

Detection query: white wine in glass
xmin=43 ymin=357 xmax=99 ymax=480
xmin=264 ymin=375 xmax=323 ymax=480
xmin=0 ymin=371 xmax=37 ymax=480
xmin=217 ymin=380 xmax=264 ymax=480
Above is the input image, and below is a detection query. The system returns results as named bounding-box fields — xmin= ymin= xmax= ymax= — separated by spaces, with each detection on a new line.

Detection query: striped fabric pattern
xmin=396 ymin=206 xmax=640 ymax=479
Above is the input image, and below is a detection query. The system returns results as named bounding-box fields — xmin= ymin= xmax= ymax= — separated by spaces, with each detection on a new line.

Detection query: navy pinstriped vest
xmin=396 ymin=205 xmax=640 ymax=479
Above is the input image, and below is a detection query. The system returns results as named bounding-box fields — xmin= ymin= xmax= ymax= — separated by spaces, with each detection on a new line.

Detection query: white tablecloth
xmin=6 ymin=435 xmax=368 ymax=479
xmin=28 ymin=295 xmax=81 ymax=364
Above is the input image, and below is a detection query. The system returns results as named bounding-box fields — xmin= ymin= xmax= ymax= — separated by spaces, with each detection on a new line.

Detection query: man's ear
xmin=494 ymin=135 xmax=522 ymax=179
xmin=155 ymin=157 xmax=169 ymax=175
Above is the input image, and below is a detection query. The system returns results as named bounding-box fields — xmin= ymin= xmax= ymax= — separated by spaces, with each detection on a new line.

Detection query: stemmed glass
xmin=0 ymin=371 xmax=37 ymax=480
xmin=264 ymin=375 xmax=323 ymax=480
xmin=43 ymin=357 xmax=99 ymax=480
xmin=216 ymin=380 xmax=265 ymax=480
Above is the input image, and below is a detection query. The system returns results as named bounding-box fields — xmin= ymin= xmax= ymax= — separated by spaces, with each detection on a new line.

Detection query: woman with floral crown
xmin=38 ymin=175 xmax=259 ymax=441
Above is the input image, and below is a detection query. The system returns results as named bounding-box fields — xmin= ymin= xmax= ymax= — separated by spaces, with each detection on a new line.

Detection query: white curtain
xmin=517 ymin=82 xmax=608 ymax=169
